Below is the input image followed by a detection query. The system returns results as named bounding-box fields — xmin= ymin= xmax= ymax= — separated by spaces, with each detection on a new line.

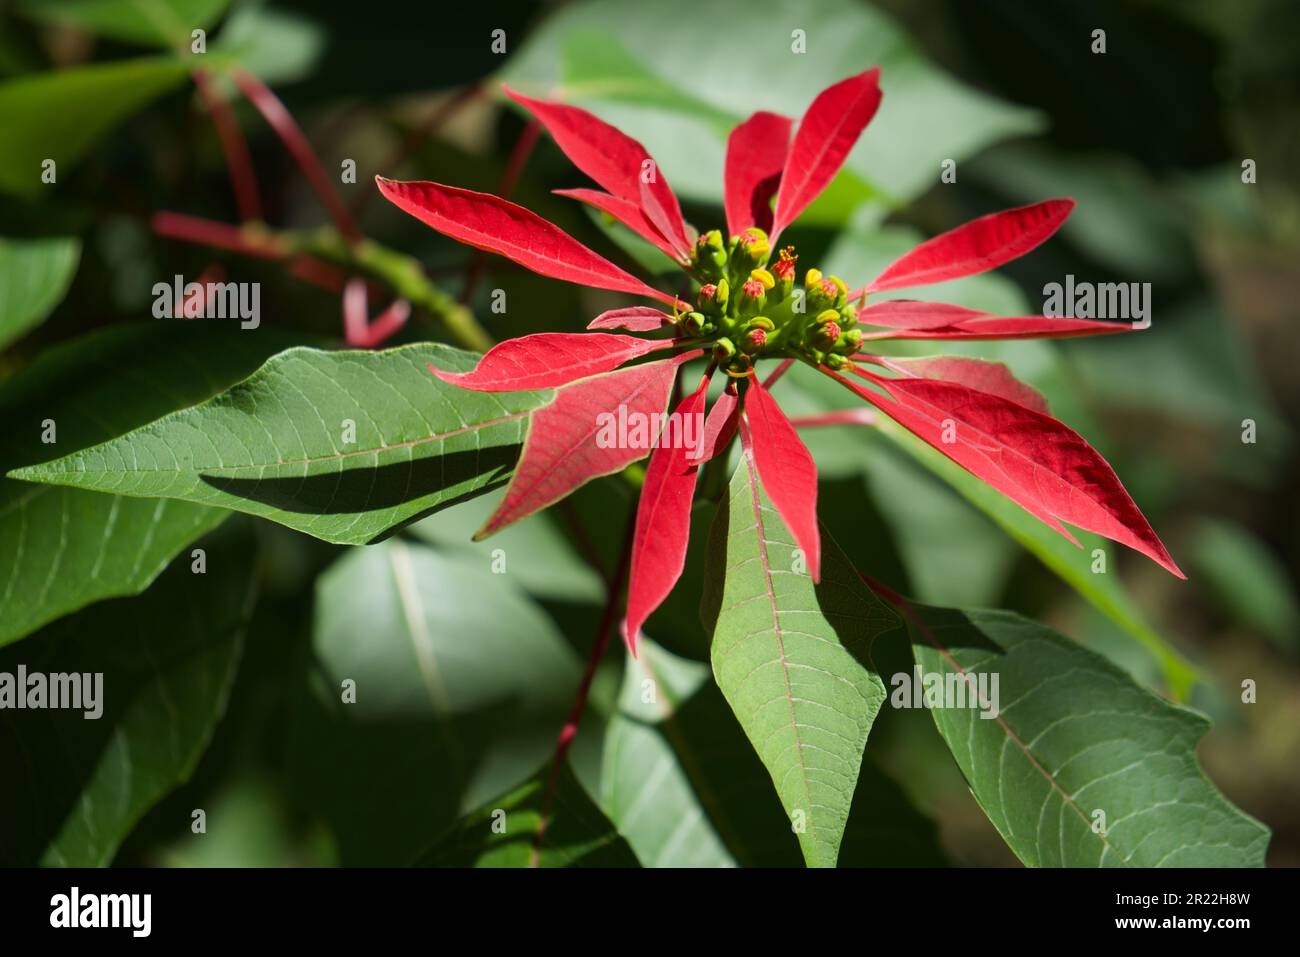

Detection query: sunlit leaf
xmin=12 ymin=344 xmax=551 ymax=546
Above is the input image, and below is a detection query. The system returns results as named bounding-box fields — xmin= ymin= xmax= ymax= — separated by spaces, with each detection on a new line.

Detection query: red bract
xmin=624 ymin=376 xmax=711 ymax=651
xmin=379 ymin=68 xmax=1180 ymax=650
xmin=431 ymin=332 xmax=672 ymax=391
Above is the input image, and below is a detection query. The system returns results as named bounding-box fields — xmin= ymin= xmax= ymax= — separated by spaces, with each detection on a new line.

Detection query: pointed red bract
xmin=623 ymin=378 xmax=710 ymax=652
xmin=587 ymin=306 xmax=673 ymax=331
xmin=867 ymin=355 xmax=1048 ymax=413
xmin=504 ymin=87 xmax=691 ymax=257
xmin=375 ymin=177 xmax=675 ymax=304
xmin=852 ymin=300 xmax=1131 ymax=341
xmin=878 ymin=315 xmax=1131 ymax=341
xmin=724 ymin=111 xmax=791 ymax=237
xmin=856 ymin=299 xmax=989 ymax=331
xmin=771 ymin=69 xmax=882 ymax=243
xmin=555 ymin=188 xmax=684 ymax=262
xmin=830 ymin=366 xmax=1183 ymax=577
xmin=700 ymin=386 xmax=740 ymax=462
xmin=430 ymin=332 xmax=671 ymax=392
xmin=867 ymin=199 xmax=1075 ymax=293
xmin=475 ymin=352 xmax=701 ymax=538
xmin=743 ymin=379 xmax=821 ymax=581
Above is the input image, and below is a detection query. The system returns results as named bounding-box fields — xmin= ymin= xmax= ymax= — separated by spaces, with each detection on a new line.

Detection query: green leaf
xmin=700 ymin=454 xmax=901 ymax=867
xmin=11 ymin=344 xmax=553 ymax=546
xmin=501 ymin=0 xmax=1041 ymax=219
xmin=599 ymin=638 xmax=753 ymax=866
xmin=902 ymin=601 xmax=1270 ymax=866
xmin=289 ymin=539 xmax=581 ymax=865
xmin=420 ymin=763 xmax=637 ymax=867
xmin=598 ymin=638 xmax=946 ymax=867
xmin=0 ymin=519 xmax=257 ymax=866
xmin=16 ymin=0 xmax=231 ymax=47
xmin=0 ymin=236 xmax=80 ymax=351
xmin=0 ymin=57 xmax=190 ymax=198
xmin=0 ymin=323 xmax=295 ymax=646
xmin=208 ymin=4 xmax=325 ymax=87
xmin=409 ymin=493 xmax=604 ymax=604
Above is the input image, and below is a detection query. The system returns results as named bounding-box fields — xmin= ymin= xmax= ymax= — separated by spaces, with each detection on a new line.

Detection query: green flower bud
xmin=712 ymin=337 xmax=737 ymax=362
xmin=736 ymin=276 xmax=767 ymax=317
xmin=682 ymin=311 xmax=706 ymax=335
xmin=814 ymin=320 xmax=841 ymax=348
xmin=697 ymin=284 xmax=723 ymax=317
xmin=731 ymin=227 xmax=771 ymax=272
xmin=692 ymin=229 xmax=728 ymax=280
xmin=824 ymin=353 xmax=847 ymax=370
xmin=838 ymin=328 xmax=862 ymax=353
xmin=740 ymin=327 xmax=767 ymax=354
xmin=807 ymin=275 xmax=842 ymax=312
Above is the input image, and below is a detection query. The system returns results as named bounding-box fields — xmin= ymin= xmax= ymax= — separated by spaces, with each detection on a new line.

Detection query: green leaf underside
xmin=11 ymin=344 xmax=552 ymax=546
xmin=702 ymin=454 xmax=900 ymax=867
xmin=905 ymin=603 xmax=1270 ymax=867
xmin=0 ymin=236 xmax=81 ymax=351
xmin=875 ymin=418 xmax=1200 ymax=698
xmin=291 ymin=540 xmax=580 ymax=866
xmin=0 ymin=520 xmax=256 ymax=866
xmin=601 ymin=638 xmax=947 ymax=867
xmin=421 ymin=763 xmax=637 ymax=867
xmin=0 ymin=57 xmax=190 ymax=198
xmin=0 ymin=324 xmax=297 ymax=646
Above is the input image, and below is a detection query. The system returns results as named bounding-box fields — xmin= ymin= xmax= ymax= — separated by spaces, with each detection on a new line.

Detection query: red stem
xmin=230 ymin=67 xmax=361 ymax=244
xmin=530 ymin=503 xmax=636 ymax=865
xmin=152 ymin=211 xmax=348 ymax=294
xmin=152 ymin=210 xmax=285 ymax=258
xmin=192 ymin=69 xmax=263 ymax=223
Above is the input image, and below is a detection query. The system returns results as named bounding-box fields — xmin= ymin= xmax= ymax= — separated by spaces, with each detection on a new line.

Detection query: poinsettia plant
xmin=3 ymin=5 xmax=1273 ymax=869
xmin=379 ymin=69 xmax=1182 ymax=648
xmin=355 ymin=68 xmax=1242 ymax=865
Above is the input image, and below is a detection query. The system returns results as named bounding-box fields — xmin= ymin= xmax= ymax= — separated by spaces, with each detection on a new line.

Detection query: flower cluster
xmin=377 ymin=67 xmax=1181 ymax=650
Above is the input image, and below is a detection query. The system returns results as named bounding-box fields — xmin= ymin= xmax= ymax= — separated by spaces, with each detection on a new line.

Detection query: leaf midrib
xmin=739 ymin=445 xmax=817 ymax=849
xmin=19 ymin=410 xmax=533 ymax=477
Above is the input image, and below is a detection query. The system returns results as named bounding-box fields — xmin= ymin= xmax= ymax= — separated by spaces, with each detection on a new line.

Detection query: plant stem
xmin=152 ymin=212 xmax=493 ymax=352
xmin=530 ymin=503 xmax=636 ymax=865
xmin=229 ymin=67 xmax=362 ymax=245
xmin=192 ymin=69 xmax=263 ymax=223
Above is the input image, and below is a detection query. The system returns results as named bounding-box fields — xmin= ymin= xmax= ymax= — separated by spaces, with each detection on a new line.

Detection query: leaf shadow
xmin=197 ymin=443 xmax=521 ymax=543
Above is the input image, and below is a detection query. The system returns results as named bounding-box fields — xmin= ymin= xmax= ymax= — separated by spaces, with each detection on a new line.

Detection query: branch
xmin=229 ymin=67 xmax=361 ymax=244
xmin=191 ymin=69 xmax=263 ymax=223
xmin=152 ymin=212 xmax=491 ymax=351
